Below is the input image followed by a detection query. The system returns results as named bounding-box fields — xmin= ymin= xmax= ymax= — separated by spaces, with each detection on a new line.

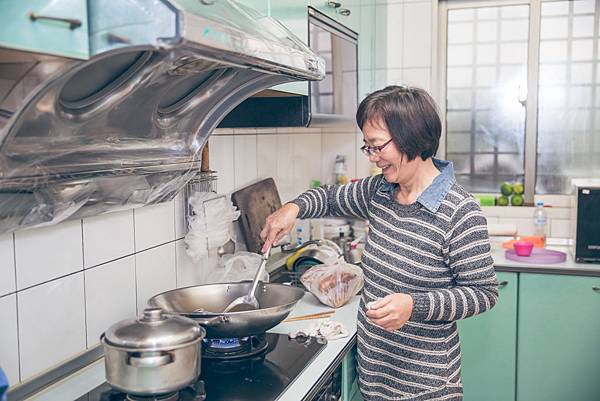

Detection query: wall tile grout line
xmin=80 ymin=220 xmax=88 ymax=348
xmin=133 ymin=209 xmax=139 ymax=316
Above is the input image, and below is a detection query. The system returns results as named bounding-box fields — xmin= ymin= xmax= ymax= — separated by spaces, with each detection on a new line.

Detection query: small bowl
xmin=513 ymin=240 xmax=534 ymax=256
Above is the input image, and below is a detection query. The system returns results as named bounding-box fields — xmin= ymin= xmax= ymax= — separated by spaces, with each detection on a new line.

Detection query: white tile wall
xmin=257 ymin=135 xmax=278 ymax=181
xmin=14 ymin=220 xmax=83 ymax=290
xmin=18 ymin=273 xmax=86 ymax=381
xmin=134 ymin=201 xmax=175 ymax=252
xmin=403 ymin=2 xmax=432 ymax=68
xmin=275 ymin=134 xmax=295 ymax=202
xmin=0 ymin=294 xmax=19 ymax=384
xmin=175 ymin=239 xmax=214 ymax=288
xmin=386 ymin=3 xmax=404 ymax=69
xmin=83 ymin=210 xmax=134 ymax=268
xmin=0 ymin=234 xmax=15 ymax=296
xmin=209 ymin=135 xmax=235 ymax=194
xmin=293 ymin=134 xmax=322 ymax=196
xmin=322 ymin=134 xmax=357 ymax=184
xmin=135 ymin=243 xmax=177 ymax=313
xmin=84 ymin=256 xmax=136 ymax=346
xmin=403 ymin=67 xmax=431 ymax=91
xmin=174 ymin=192 xmax=187 ymax=240
xmin=234 ymin=135 xmax=258 ymax=190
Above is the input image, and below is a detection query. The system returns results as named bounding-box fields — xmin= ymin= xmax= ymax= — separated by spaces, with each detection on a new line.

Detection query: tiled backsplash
xmin=0 ymin=126 xmax=361 ymax=387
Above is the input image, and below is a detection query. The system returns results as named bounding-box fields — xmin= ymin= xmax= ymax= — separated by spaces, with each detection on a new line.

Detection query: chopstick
xmin=283 ymin=310 xmax=335 ymax=322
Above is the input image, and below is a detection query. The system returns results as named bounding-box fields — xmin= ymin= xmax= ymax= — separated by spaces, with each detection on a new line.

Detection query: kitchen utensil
xmin=222 ymin=247 xmax=271 ymax=313
xmin=283 ymin=310 xmax=335 ymax=322
xmin=513 ymin=240 xmax=534 ymax=256
xmin=505 ymin=248 xmax=567 ymax=264
xmin=231 ymin=178 xmax=282 ymax=253
xmin=101 ymin=308 xmax=205 ymax=396
xmin=148 ymin=282 xmax=305 ymax=338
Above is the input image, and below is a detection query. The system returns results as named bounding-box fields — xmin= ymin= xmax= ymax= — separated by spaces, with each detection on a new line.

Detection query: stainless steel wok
xmin=147 ymin=282 xmax=305 ymax=339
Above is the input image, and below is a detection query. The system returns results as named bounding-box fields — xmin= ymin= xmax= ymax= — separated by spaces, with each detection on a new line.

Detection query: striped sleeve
xmin=290 ymin=175 xmax=383 ymax=220
xmin=410 ymin=198 xmax=498 ymax=322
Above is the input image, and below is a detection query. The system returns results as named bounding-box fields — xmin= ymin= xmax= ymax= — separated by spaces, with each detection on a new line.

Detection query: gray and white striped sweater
xmin=292 ymin=172 xmax=498 ymax=401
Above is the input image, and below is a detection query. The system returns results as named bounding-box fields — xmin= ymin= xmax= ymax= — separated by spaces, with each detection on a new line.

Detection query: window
xmin=439 ymin=0 xmax=600 ymax=199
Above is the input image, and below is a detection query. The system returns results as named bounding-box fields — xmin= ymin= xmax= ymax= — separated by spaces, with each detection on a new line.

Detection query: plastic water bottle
xmin=533 ymin=201 xmax=548 ymax=246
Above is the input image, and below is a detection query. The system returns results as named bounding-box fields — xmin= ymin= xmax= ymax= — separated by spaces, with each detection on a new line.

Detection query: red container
xmin=513 ymin=240 xmax=534 ymax=256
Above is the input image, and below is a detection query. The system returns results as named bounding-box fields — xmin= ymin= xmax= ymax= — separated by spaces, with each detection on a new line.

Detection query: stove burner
xmin=97 ymin=381 xmax=206 ymax=401
xmin=202 ymin=335 xmax=268 ymax=359
xmin=126 ymin=392 xmax=178 ymax=401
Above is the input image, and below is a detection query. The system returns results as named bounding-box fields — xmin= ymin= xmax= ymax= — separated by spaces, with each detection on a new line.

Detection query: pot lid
xmin=104 ymin=308 xmax=203 ymax=350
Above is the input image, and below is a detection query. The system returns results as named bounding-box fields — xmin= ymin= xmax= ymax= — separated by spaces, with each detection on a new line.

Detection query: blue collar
xmin=379 ymin=158 xmax=455 ymax=213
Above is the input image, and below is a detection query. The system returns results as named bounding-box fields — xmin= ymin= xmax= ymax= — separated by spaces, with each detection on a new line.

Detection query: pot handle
xmin=127 ymin=353 xmax=173 ymax=368
xmin=195 ymin=315 xmax=229 ymax=326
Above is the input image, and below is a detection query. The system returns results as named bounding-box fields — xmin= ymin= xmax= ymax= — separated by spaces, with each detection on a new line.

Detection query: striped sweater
xmin=292 ymin=164 xmax=498 ymax=401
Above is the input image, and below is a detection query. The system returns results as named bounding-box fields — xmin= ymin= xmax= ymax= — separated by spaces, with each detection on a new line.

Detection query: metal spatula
xmin=222 ymin=246 xmax=271 ymax=313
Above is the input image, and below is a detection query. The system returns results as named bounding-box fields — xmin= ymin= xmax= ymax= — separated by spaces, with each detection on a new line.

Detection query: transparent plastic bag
xmin=300 ymin=259 xmax=363 ymax=308
xmin=216 ymin=251 xmax=269 ymax=283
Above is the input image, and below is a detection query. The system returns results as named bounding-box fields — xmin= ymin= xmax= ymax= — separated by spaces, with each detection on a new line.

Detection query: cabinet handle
xmin=593 ymin=286 xmax=600 ymax=293
xmin=28 ymin=12 xmax=82 ymax=30
xmin=498 ymin=281 xmax=509 ymax=289
xmin=327 ymin=1 xmax=342 ymax=8
xmin=339 ymin=8 xmax=351 ymax=16
xmin=200 ymin=0 xmax=214 ymax=4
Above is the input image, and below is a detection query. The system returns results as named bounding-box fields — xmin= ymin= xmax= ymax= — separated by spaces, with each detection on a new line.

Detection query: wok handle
xmin=128 ymin=353 xmax=173 ymax=367
xmin=195 ymin=315 xmax=229 ymax=326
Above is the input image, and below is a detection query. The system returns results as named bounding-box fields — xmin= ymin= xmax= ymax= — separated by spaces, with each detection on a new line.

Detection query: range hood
xmin=0 ymin=0 xmax=324 ymax=234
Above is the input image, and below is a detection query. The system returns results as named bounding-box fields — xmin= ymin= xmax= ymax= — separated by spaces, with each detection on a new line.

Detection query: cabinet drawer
xmin=0 ymin=0 xmax=89 ymax=59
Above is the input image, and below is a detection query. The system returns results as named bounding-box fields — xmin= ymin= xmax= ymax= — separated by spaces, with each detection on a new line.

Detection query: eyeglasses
xmin=360 ymin=138 xmax=393 ymax=156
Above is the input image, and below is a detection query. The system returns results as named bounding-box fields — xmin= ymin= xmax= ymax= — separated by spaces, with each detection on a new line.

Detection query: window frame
xmin=437 ymin=0 xmax=543 ymax=204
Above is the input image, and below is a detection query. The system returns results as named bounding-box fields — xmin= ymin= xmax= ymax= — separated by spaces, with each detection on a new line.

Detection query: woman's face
xmin=362 ymin=119 xmax=417 ymax=184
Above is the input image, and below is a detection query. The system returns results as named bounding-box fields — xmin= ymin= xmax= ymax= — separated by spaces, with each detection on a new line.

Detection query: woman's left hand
xmin=366 ymin=293 xmax=414 ymax=331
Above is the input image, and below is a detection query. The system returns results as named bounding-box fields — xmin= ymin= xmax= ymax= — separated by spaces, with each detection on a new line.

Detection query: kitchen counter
xmin=491 ymin=246 xmax=600 ymax=277
xmin=17 ymin=293 xmax=360 ymax=401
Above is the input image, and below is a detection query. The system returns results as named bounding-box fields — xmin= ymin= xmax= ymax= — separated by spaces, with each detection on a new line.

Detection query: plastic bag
xmin=216 ymin=251 xmax=269 ymax=283
xmin=184 ymin=192 xmax=240 ymax=259
xmin=300 ymin=259 xmax=363 ymax=308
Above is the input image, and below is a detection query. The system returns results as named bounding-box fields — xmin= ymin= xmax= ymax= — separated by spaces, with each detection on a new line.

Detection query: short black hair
xmin=356 ymin=85 xmax=441 ymax=161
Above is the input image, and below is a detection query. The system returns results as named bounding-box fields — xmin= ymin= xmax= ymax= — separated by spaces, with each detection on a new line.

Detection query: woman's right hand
xmin=260 ymin=203 xmax=300 ymax=252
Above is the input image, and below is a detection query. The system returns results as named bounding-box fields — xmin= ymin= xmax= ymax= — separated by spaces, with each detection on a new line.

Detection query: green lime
xmin=513 ymin=182 xmax=524 ymax=195
xmin=511 ymin=194 xmax=524 ymax=206
xmin=500 ymin=182 xmax=513 ymax=196
xmin=497 ymin=195 xmax=509 ymax=206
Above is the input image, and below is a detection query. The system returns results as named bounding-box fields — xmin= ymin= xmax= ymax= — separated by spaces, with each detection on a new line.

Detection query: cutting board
xmin=231 ymin=178 xmax=282 ymax=253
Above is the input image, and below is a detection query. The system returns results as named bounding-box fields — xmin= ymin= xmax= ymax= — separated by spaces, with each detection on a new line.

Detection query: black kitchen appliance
xmin=572 ymin=180 xmax=600 ymax=263
xmin=78 ymin=333 xmax=325 ymax=401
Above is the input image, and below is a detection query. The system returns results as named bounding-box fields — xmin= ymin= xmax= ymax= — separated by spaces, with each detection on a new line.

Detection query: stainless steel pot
xmin=101 ymin=308 xmax=205 ymax=396
xmin=148 ymin=282 xmax=305 ymax=338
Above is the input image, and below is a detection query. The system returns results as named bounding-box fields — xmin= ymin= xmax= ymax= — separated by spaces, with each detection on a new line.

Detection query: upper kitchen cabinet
xmin=517 ymin=274 xmax=600 ymax=401
xmin=309 ymin=0 xmax=360 ymax=33
xmin=0 ymin=0 xmax=89 ymax=59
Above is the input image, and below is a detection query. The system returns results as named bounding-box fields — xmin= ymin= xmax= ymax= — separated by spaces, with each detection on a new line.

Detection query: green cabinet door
xmin=517 ymin=274 xmax=600 ymax=401
xmin=0 ymin=0 xmax=89 ymax=59
xmin=458 ymin=272 xmax=518 ymax=401
xmin=342 ymin=343 xmax=364 ymax=401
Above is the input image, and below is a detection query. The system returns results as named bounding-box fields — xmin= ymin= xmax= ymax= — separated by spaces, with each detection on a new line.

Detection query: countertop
xmin=20 ymin=293 xmax=360 ymax=401
xmin=491 ymin=246 xmax=600 ymax=277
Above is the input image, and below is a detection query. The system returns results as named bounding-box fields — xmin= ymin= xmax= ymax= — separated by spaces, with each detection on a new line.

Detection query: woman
xmin=260 ymin=85 xmax=498 ymax=401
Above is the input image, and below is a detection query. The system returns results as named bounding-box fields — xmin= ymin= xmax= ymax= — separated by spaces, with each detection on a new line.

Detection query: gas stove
xmin=78 ymin=333 xmax=325 ymax=401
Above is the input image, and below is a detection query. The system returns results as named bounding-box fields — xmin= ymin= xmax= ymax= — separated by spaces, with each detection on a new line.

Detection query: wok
xmin=147 ymin=282 xmax=305 ymax=339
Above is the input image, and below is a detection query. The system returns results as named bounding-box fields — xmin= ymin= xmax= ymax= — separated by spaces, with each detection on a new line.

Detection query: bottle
xmin=333 ymin=155 xmax=349 ymax=185
xmin=533 ymin=201 xmax=548 ymax=246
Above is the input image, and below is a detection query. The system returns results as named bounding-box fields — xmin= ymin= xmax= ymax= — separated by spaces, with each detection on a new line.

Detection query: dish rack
xmin=184 ymin=170 xmax=218 ymax=219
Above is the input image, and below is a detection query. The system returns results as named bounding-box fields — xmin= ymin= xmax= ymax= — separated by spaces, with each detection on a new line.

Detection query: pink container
xmin=513 ymin=240 xmax=534 ymax=256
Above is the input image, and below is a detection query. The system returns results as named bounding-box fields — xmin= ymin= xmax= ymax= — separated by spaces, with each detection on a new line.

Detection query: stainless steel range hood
xmin=0 ymin=0 xmax=324 ymax=234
